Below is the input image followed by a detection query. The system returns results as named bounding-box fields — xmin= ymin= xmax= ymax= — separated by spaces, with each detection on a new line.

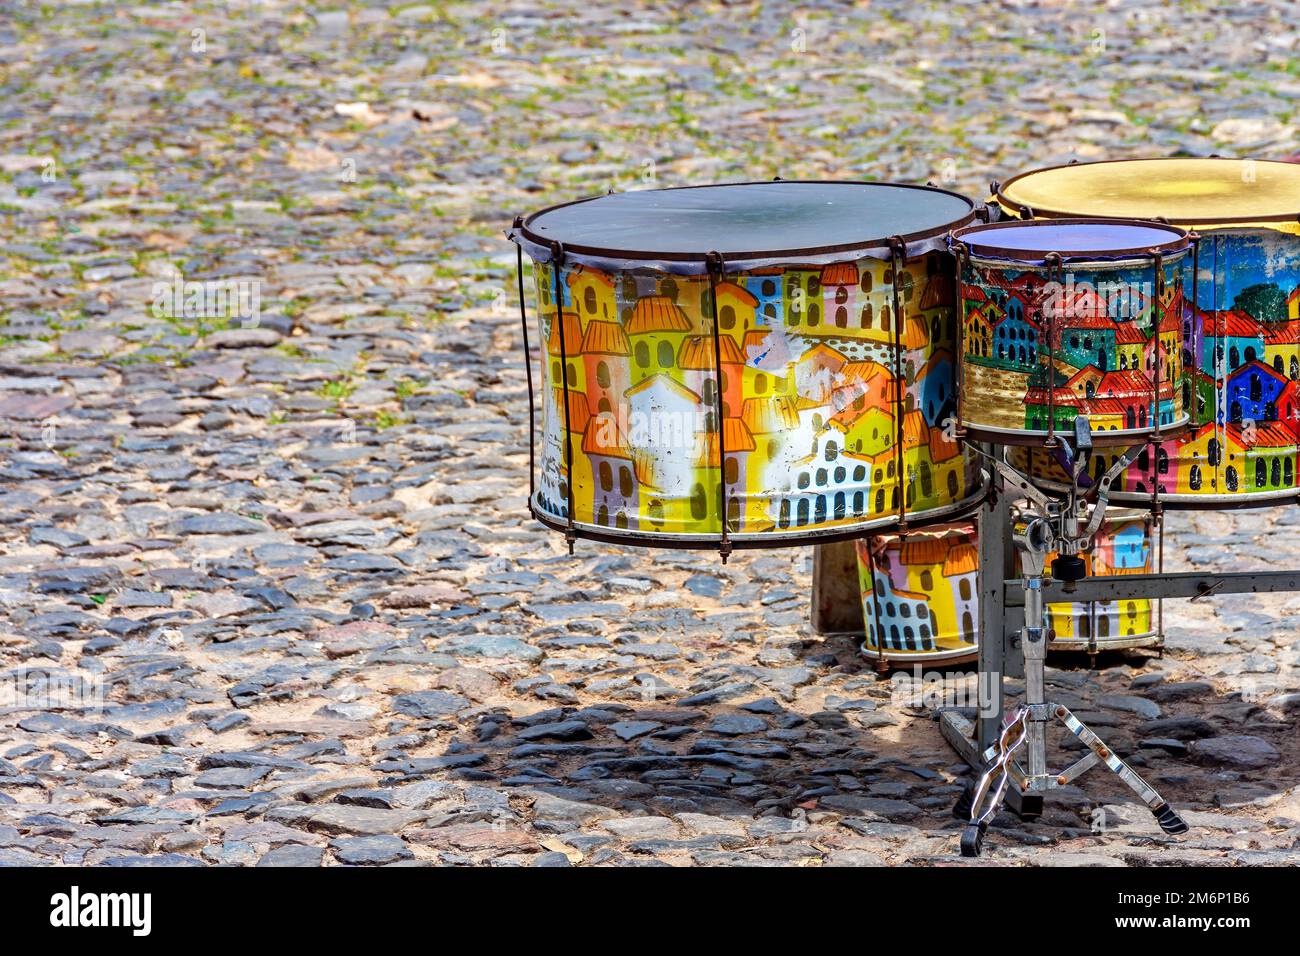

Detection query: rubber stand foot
xmin=1152 ymin=801 xmax=1189 ymax=835
xmin=960 ymin=822 xmax=987 ymax=857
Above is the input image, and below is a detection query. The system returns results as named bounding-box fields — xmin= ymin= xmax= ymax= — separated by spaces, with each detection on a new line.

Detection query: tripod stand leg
xmin=1053 ymin=704 xmax=1189 ymax=835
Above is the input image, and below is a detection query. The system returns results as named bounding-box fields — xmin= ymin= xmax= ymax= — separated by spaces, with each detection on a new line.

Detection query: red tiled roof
xmin=1262 ymin=319 xmax=1300 ymax=345
xmin=1114 ymin=323 xmax=1147 ymax=344
xmin=1229 ymin=420 xmax=1297 ymax=448
xmin=1206 ymin=309 xmax=1262 ymax=339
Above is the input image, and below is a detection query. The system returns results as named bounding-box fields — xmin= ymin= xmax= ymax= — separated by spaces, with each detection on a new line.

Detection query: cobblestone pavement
xmin=1 ymin=1 xmax=1298 ymax=866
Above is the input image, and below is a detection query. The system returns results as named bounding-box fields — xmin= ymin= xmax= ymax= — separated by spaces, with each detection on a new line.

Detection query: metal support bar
xmin=1006 ymin=569 xmax=1300 ymax=605
xmin=976 ymin=482 xmax=1018 ymax=748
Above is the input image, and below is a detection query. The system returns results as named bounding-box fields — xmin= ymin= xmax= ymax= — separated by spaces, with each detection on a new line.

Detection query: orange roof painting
xmin=580 ymin=320 xmax=630 ymax=356
xmin=943 ymin=542 xmax=979 ymax=577
xmin=714 ymin=281 xmax=758 ymax=307
xmin=741 ymin=396 xmax=799 ymax=434
xmin=900 ymin=316 xmax=931 ymax=350
xmin=918 ymin=273 xmax=954 ymax=311
xmin=899 ymin=536 xmax=949 ymax=565
xmin=797 ymin=342 xmax=849 ymax=371
xmin=929 ymin=426 xmax=961 ymax=463
xmin=626 ymin=296 xmax=692 ymax=335
xmin=546 ymin=311 xmax=583 ymax=356
xmin=565 ymin=265 xmax=615 ymax=289
xmin=694 ymin=419 xmax=757 ymax=467
xmin=901 ymin=409 xmax=928 ymax=450
xmin=551 ymin=387 xmax=591 ymax=433
xmin=678 ymin=334 xmax=746 ymax=369
xmin=820 ymin=262 xmax=859 ymax=287
xmin=581 ymin=416 xmax=633 ymax=459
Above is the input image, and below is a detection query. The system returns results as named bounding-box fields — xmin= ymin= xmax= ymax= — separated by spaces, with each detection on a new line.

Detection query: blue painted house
xmin=1225 ymin=360 xmax=1287 ymax=423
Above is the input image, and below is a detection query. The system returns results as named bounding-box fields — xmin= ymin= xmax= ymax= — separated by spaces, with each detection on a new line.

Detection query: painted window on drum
xmin=755 ymin=373 xmax=768 ymax=395
xmin=690 ymin=483 xmax=708 ymax=521
xmin=1189 ymin=464 xmax=1202 ymax=490
xmin=724 ymin=457 xmax=739 ymax=485
xmin=584 ymin=287 xmax=597 ymax=315
xmin=1226 ymin=466 xmax=1238 ymax=492
xmin=1257 ymin=458 xmax=1268 ymax=488
xmin=657 ymin=341 xmax=673 ymax=367
xmin=619 ymin=466 xmax=633 ymax=497
xmin=947 ymin=470 xmax=959 ymax=498
xmin=596 ymin=361 xmax=611 ymax=388
xmin=720 ymin=304 xmax=735 ymax=330
xmin=635 ymin=342 xmax=649 ymax=368
xmin=859 ymin=271 xmax=872 ymax=294
xmin=808 ymin=302 xmax=821 ymax=326
xmin=599 ymin=461 xmax=613 ymax=492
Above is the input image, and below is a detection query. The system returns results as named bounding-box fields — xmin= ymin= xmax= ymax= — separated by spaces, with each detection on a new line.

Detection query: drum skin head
xmin=520 ymin=181 xmax=975 ymax=260
xmin=997 ymin=158 xmax=1300 ymax=229
xmin=953 ymin=219 xmax=1189 ymax=261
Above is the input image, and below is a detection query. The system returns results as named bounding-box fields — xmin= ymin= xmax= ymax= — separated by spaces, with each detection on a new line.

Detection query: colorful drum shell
xmin=856 ymin=513 xmax=1160 ymax=665
xmin=995 ymin=159 xmax=1300 ymax=507
xmin=1025 ymin=511 xmax=1160 ymax=652
xmin=952 ymin=220 xmax=1192 ymax=446
xmin=511 ymin=182 xmax=985 ymax=546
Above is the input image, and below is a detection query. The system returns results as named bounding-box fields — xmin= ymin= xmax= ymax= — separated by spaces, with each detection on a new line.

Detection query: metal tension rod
xmin=1005 ymin=569 xmax=1300 ymax=606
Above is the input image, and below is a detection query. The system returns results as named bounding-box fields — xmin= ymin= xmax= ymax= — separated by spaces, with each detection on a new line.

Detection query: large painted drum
xmin=994 ymin=159 xmax=1300 ymax=506
xmin=855 ymin=511 xmax=1161 ymax=668
xmin=509 ymin=182 xmax=985 ymax=549
xmin=950 ymin=220 xmax=1192 ymax=446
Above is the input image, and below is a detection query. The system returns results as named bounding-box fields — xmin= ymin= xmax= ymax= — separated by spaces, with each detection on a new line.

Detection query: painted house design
xmin=532 ymin=252 xmax=976 ymax=536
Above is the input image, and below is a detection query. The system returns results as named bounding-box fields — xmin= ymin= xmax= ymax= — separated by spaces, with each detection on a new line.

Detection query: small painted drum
xmin=856 ymin=524 xmax=980 ymax=665
xmin=855 ymin=511 xmax=1161 ymax=667
xmin=1020 ymin=509 xmax=1162 ymax=654
xmin=994 ymin=159 xmax=1300 ymax=506
xmin=509 ymin=181 xmax=986 ymax=549
xmin=950 ymin=220 xmax=1192 ymax=446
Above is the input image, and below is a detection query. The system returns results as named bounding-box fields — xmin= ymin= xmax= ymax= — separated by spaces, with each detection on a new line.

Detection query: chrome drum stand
xmin=945 ymin=423 xmax=1189 ymax=857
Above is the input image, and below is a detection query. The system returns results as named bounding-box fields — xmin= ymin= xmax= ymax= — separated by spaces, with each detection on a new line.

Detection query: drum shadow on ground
xmin=419 ymin=633 xmax=1300 ymax=853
